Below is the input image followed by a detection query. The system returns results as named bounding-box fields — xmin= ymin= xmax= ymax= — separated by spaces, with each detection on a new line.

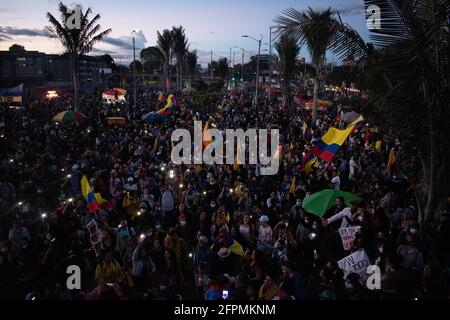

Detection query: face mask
xmin=180 ymin=221 xmax=187 ymax=226
xmin=22 ymin=244 xmax=28 ymax=249
xmin=345 ymin=281 xmax=353 ymax=290
xmin=357 ymin=215 xmax=364 ymax=222
xmin=0 ymin=248 xmax=7 ymax=253
xmin=210 ymin=203 xmax=216 ymax=208
xmin=312 ymin=222 xmax=318 ymax=230
xmin=155 ymin=224 xmax=161 ymax=229
xmin=304 ymin=219 xmax=309 ymax=225
xmin=296 ymin=202 xmax=301 ymax=206
xmin=410 ymin=228 xmax=417 ymax=234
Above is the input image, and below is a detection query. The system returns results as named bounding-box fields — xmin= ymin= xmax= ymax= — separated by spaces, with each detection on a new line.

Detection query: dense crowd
xmin=0 ymin=87 xmax=449 ymax=300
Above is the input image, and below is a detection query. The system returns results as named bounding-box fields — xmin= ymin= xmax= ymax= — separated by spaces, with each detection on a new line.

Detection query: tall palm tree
xmin=274 ymin=34 xmax=300 ymax=107
xmin=356 ymin=0 xmax=449 ymax=224
xmin=217 ymin=58 xmax=229 ymax=80
xmin=185 ymin=50 xmax=198 ymax=84
xmin=171 ymin=26 xmax=189 ymax=91
xmin=47 ymin=2 xmax=111 ymax=111
xmin=156 ymin=29 xmax=173 ymax=91
xmin=275 ymin=7 xmax=341 ymax=123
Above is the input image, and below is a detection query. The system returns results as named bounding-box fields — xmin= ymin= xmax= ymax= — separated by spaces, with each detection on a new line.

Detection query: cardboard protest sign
xmin=86 ymin=220 xmax=103 ymax=255
xmin=337 ymin=249 xmax=371 ymax=285
xmin=340 ymin=218 xmax=350 ymax=229
xmin=338 ymin=226 xmax=361 ymax=251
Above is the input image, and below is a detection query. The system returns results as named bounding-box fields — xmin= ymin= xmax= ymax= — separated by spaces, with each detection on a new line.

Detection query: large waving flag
xmin=314 ymin=116 xmax=363 ymax=162
xmin=81 ymin=175 xmax=112 ymax=213
xmin=301 ymin=116 xmax=363 ymax=172
xmin=81 ymin=175 xmax=100 ymax=213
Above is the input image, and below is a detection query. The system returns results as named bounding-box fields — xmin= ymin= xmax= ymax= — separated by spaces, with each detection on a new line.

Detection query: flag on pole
xmin=289 ymin=176 xmax=296 ymax=194
xmin=312 ymin=115 xmax=363 ymax=162
xmin=81 ymin=175 xmax=100 ymax=213
xmin=386 ymin=148 xmax=396 ymax=170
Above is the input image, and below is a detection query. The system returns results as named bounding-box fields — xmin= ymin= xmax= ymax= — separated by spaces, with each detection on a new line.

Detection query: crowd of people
xmin=0 ymin=86 xmax=449 ymax=300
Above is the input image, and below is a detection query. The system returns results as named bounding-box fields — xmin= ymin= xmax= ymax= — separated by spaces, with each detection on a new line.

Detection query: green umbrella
xmin=302 ymin=189 xmax=362 ymax=218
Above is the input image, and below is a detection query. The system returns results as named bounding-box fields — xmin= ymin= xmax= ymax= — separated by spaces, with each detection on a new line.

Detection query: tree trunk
xmin=165 ymin=59 xmax=169 ymax=92
xmin=71 ymin=54 xmax=79 ymax=111
xmin=312 ymin=65 xmax=320 ymax=124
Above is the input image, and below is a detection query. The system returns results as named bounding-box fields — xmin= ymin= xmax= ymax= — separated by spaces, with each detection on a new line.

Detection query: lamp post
xmin=131 ymin=29 xmax=138 ymax=120
xmin=240 ymin=48 xmax=245 ymax=82
xmin=268 ymin=26 xmax=276 ymax=102
xmin=242 ymin=34 xmax=262 ymax=107
xmin=229 ymin=46 xmax=238 ymax=82
xmin=210 ymin=50 xmax=213 ymax=80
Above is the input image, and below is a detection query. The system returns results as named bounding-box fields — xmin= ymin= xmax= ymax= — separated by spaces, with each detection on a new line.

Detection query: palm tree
xmin=355 ymin=0 xmax=449 ymax=224
xmin=47 ymin=2 xmax=111 ymax=111
xmin=185 ymin=50 xmax=198 ymax=84
xmin=274 ymin=34 xmax=300 ymax=107
xmin=275 ymin=7 xmax=341 ymax=123
xmin=171 ymin=26 xmax=189 ymax=91
xmin=156 ymin=29 xmax=173 ymax=91
xmin=217 ymin=58 xmax=229 ymax=80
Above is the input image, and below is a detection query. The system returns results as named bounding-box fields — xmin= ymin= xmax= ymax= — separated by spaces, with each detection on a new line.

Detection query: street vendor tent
xmin=102 ymin=88 xmax=126 ymax=103
xmin=106 ymin=117 xmax=126 ymax=125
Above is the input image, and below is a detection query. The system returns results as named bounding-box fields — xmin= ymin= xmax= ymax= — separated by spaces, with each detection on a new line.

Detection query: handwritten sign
xmin=338 ymin=226 xmax=360 ymax=251
xmin=337 ymin=249 xmax=371 ymax=285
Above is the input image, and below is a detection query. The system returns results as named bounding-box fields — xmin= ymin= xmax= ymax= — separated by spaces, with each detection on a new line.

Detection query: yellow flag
xmin=386 ymin=148 xmax=396 ymax=169
xmin=80 ymin=175 xmax=92 ymax=199
xmin=375 ymin=140 xmax=382 ymax=152
xmin=289 ymin=177 xmax=296 ymax=194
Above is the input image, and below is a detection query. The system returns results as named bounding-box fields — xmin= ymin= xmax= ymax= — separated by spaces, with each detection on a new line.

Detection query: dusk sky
xmin=0 ymin=0 xmax=370 ymax=66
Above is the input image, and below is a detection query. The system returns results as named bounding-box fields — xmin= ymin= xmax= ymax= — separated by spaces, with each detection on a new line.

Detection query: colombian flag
xmin=301 ymin=149 xmax=319 ymax=175
xmin=81 ymin=175 xmax=112 ymax=213
xmin=313 ymin=115 xmax=363 ymax=162
xmin=81 ymin=175 xmax=100 ymax=213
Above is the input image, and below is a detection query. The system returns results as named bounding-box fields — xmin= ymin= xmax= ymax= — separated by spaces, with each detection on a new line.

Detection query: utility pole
xmin=132 ymin=34 xmax=136 ymax=120
xmin=210 ymin=50 xmax=213 ymax=80
xmin=242 ymin=35 xmax=263 ymax=108
xmin=268 ymin=26 xmax=276 ymax=103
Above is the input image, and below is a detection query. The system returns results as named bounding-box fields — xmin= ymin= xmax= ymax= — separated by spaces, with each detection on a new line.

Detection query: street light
xmin=268 ymin=26 xmax=277 ymax=102
xmin=131 ymin=29 xmax=139 ymax=120
xmin=242 ymin=34 xmax=263 ymax=107
xmin=229 ymin=46 xmax=238 ymax=84
xmin=240 ymin=48 xmax=246 ymax=84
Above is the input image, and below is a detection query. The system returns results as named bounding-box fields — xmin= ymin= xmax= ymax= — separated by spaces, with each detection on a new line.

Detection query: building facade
xmin=0 ymin=47 xmax=109 ymax=87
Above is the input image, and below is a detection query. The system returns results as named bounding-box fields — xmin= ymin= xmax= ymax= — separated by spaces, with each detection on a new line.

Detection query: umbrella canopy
xmin=302 ymin=189 xmax=362 ymax=218
xmin=106 ymin=117 xmax=126 ymax=125
xmin=103 ymin=88 xmax=126 ymax=96
xmin=141 ymin=112 xmax=168 ymax=122
xmin=53 ymin=111 xmax=87 ymax=124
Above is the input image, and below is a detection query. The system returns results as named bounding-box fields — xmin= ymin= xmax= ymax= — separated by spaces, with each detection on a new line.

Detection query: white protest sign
xmin=337 ymin=249 xmax=371 ymax=285
xmin=340 ymin=218 xmax=350 ymax=229
xmin=338 ymin=226 xmax=360 ymax=251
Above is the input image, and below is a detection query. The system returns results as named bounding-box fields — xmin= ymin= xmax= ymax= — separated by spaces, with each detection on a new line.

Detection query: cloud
xmin=103 ymin=30 xmax=148 ymax=51
xmin=338 ymin=2 xmax=364 ymax=16
xmin=308 ymin=1 xmax=363 ymax=17
xmin=0 ymin=26 xmax=54 ymax=38
xmin=90 ymin=48 xmax=117 ymax=55
xmin=0 ymin=34 xmax=13 ymax=41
